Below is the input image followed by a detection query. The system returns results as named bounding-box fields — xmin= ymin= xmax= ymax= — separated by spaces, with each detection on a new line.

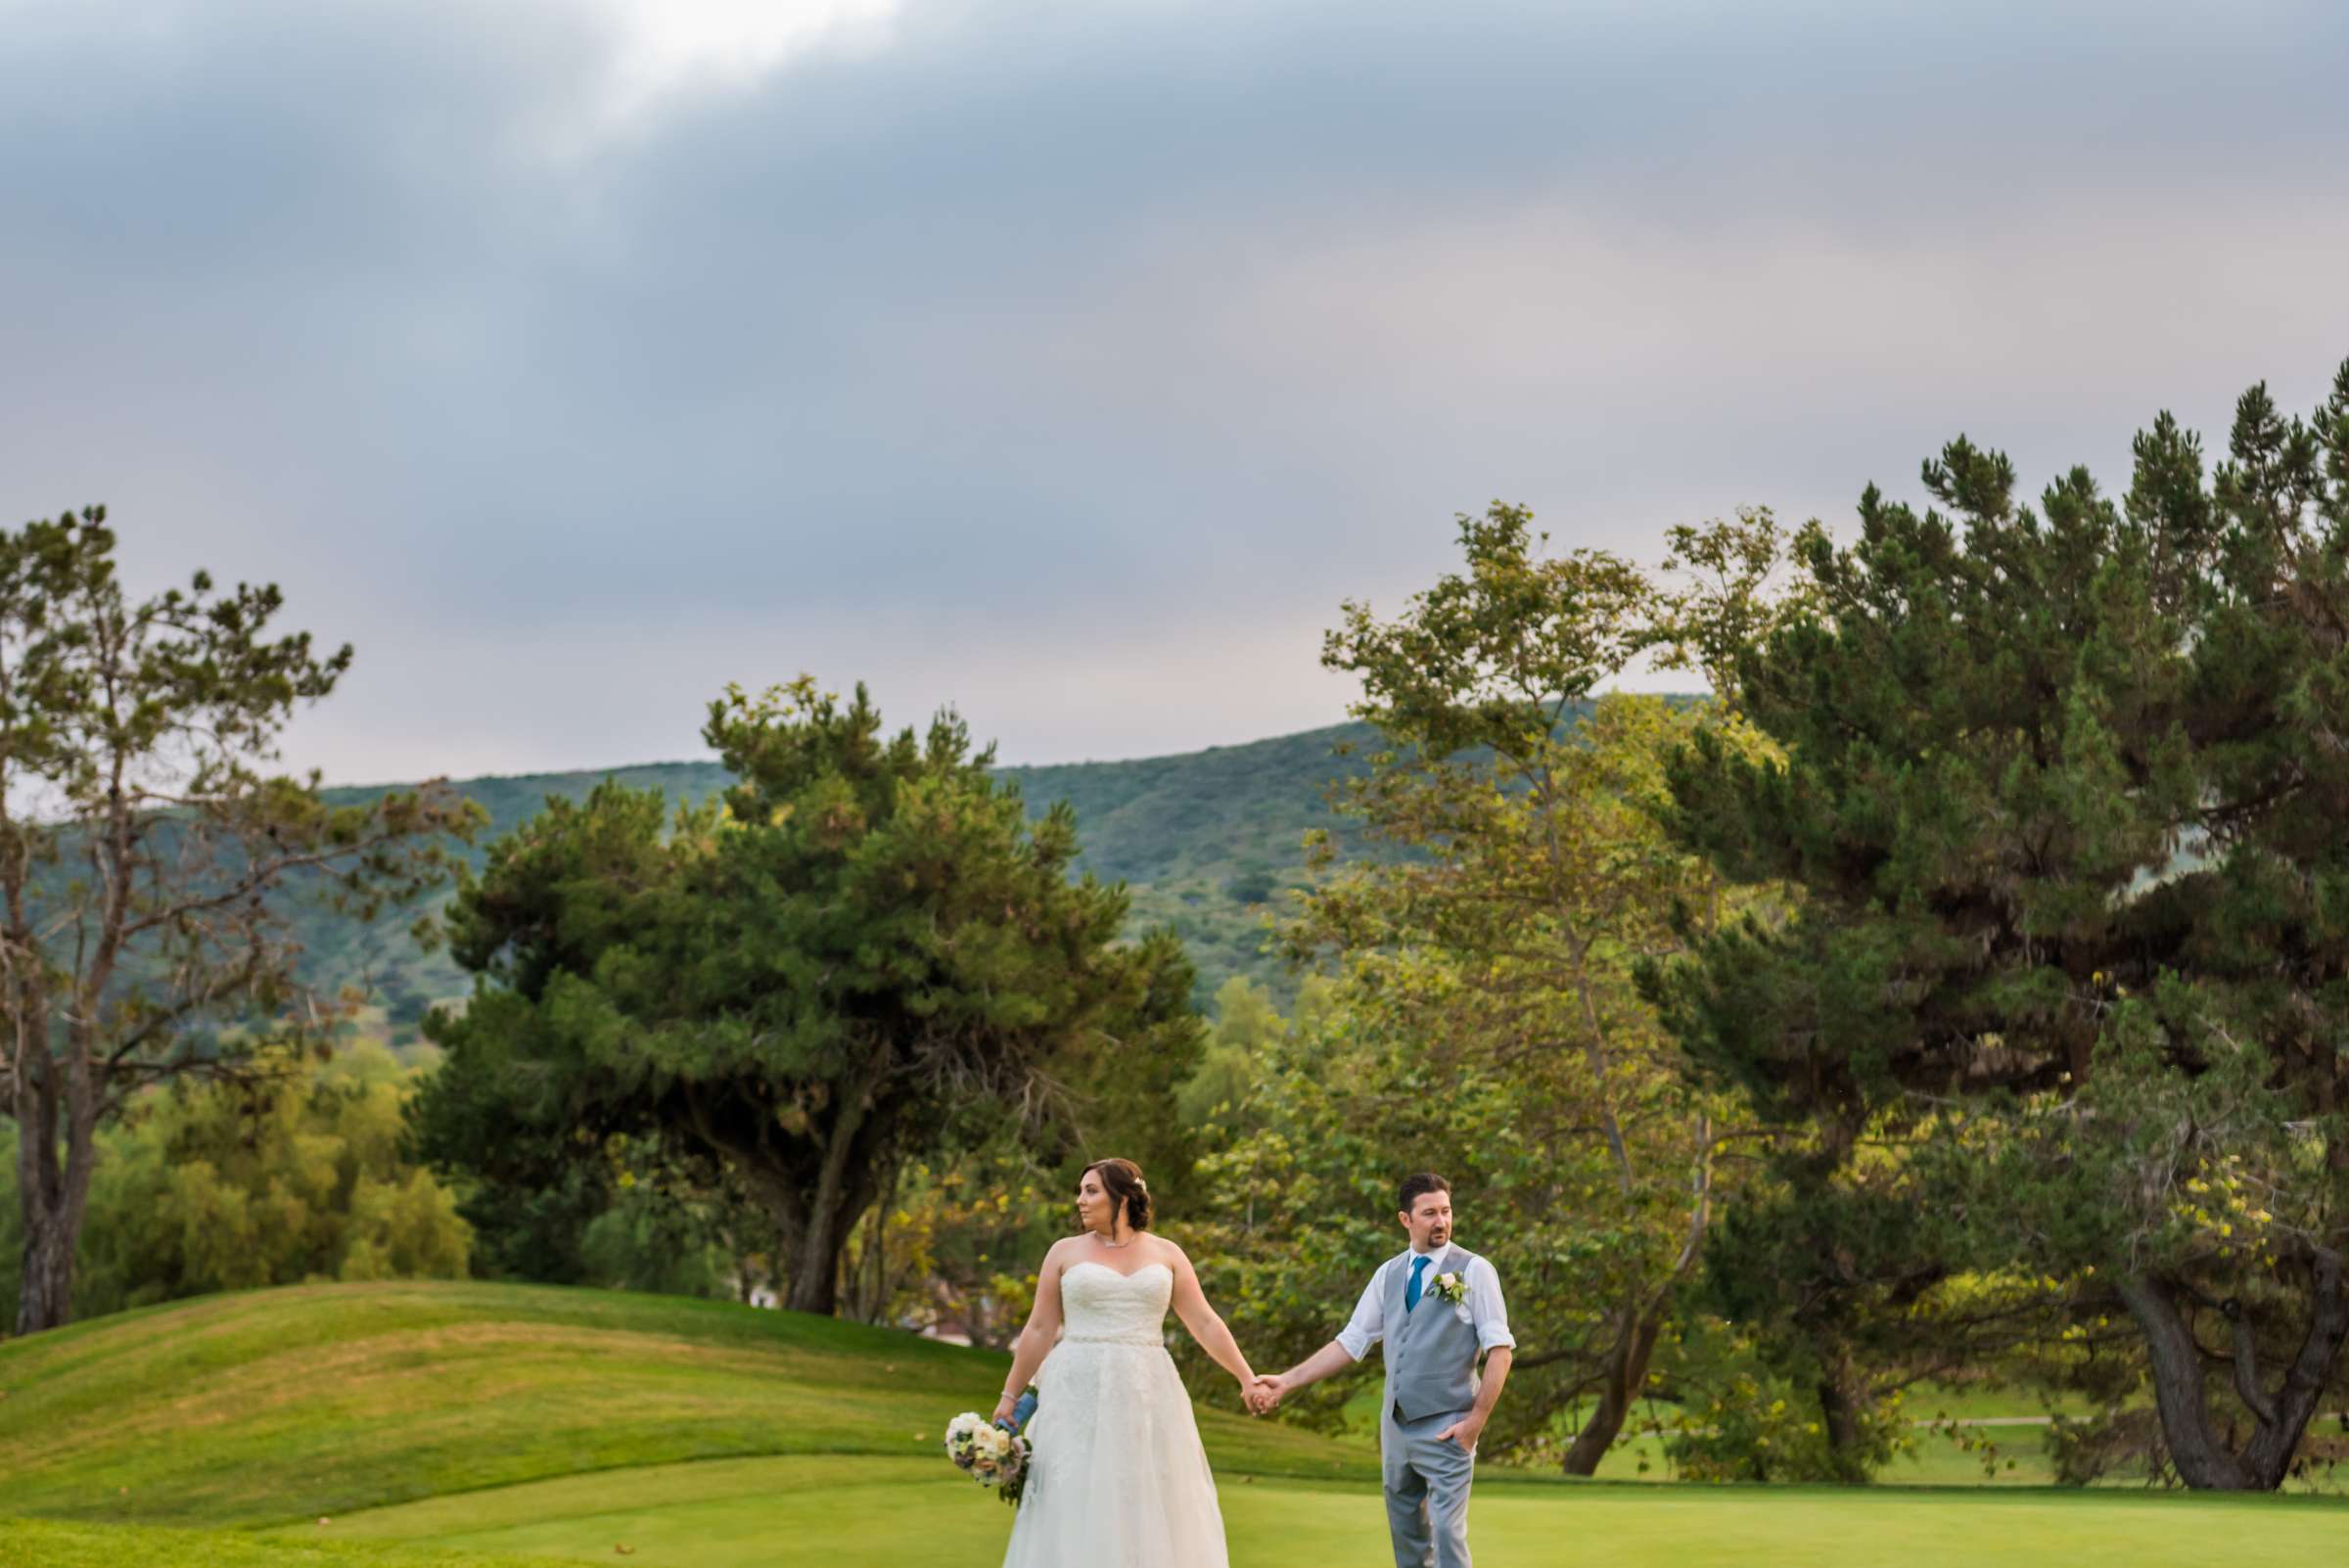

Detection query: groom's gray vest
xmin=1383 ymin=1246 xmax=1481 ymax=1423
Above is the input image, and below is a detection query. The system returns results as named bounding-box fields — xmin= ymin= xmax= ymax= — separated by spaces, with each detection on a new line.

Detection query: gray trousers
xmin=1381 ymin=1405 xmax=1476 ymax=1568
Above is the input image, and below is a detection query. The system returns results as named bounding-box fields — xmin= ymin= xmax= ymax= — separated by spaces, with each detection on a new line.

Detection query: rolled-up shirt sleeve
xmin=1467 ymin=1256 xmax=1515 ymax=1352
xmin=1334 ymin=1262 xmax=1391 ymax=1361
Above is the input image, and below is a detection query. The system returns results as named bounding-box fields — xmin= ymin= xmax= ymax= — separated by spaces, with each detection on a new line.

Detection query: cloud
xmin=1 ymin=0 xmax=2345 ymax=781
xmin=583 ymin=0 xmax=905 ymax=141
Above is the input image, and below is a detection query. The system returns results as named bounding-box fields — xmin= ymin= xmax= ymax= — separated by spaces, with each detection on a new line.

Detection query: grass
xmin=1585 ymin=1428 xmax=2055 ymax=1488
xmin=14 ymin=1478 xmax=2349 ymax=1568
xmin=298 ymin=1465 xmax=2349 ymax=1568
xmin=3 ymin=1280 xmax=2342 ymax=1568
xmin=1336 ymin=1383 xmax=2085 ymax=1488
xmin=0 ymin=1520 xmax=562 ymax=1568
xmin=0 ymin=1279 xmax=1369 ymax=1528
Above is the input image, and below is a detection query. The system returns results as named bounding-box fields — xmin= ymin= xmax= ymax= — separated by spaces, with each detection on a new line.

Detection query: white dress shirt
xmin=1335 ymin=1245 xmax=1515 ymax=1362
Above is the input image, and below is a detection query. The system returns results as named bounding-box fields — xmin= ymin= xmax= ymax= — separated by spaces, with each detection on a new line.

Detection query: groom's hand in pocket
xmin=1435 ymin=1414 xmax=1484 ymax=1453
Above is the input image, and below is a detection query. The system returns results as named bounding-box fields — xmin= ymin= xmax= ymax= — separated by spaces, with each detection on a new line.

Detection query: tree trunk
xmin=12 ymin=1041 xmax=98 ymax=1336
xmin=782 ymin=1179 xmax=864 ymax=1315
xmin=684 ymin=1064 xmax=896 ymax=1317
xmin=16 ymin=1202 xmax=76 ymax=1335
xmin=855 ymin=1160 xmax=898 ymax=1325
xmin=2119 ymin=1262 xmax=2349 ymax=1491
xmin=2119 ymin=1272 xmax=2254 ymax=1489
xmin=1560 ymin=1303 xmax=1666 ymax=1476
xmin=1810 ymin=1332 xmax=1872 ymax=1483
xmin=734 ymin=1129 xmax=887 ymax=1317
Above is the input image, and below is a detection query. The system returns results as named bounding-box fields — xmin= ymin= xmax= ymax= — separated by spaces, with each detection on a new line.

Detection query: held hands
xmin=1243 ymin=1373 xmax=1286 ymax=1415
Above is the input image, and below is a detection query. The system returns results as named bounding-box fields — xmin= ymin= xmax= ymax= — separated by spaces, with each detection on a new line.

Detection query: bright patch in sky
xmin=595 ymin=0 xmax=900 ymax=123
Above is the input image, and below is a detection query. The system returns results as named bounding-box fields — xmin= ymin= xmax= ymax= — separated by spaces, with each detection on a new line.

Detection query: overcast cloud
xmin=5 ymin=0 xmax=2346 ymax=781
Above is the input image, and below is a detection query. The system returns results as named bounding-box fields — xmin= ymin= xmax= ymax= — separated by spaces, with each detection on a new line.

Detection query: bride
xmin=992 ymin=1157 xmax=1250 ymax=1567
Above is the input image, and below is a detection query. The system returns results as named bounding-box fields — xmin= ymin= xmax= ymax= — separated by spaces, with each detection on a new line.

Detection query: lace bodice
xmin=1058 ymin=1261 xmax=1172 ymax=1345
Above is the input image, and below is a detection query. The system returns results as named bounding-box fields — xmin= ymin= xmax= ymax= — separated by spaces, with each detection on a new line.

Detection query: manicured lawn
xmin=12 ymin=1472 xmax=2348 ymax=1568
xmin=5 ymin=1282 xmax=2341 ymax=1568
xmin=0 ymin=1519 xmax=560 ymax=1568
xmin=293 ymin=1456 xmax=2348 ymax=1568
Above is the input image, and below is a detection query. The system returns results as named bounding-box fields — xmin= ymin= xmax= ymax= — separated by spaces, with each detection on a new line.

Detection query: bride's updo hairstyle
xmin=1082 ymin=1157 xmax=1153 ymax=1234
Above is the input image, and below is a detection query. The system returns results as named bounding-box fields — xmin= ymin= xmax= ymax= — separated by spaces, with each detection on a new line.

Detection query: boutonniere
xmin=1429 ymin=1270 xmax=1468 ymax=1306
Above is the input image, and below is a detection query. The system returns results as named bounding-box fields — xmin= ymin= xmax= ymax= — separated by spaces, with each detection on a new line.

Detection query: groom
xmin=1249 ymin=1173 xmax=1513 ymax=1568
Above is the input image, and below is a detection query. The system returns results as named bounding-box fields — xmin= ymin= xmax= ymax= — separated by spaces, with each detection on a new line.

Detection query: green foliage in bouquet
xmin=943 ymin=1409 xmax=1033 ymax=1505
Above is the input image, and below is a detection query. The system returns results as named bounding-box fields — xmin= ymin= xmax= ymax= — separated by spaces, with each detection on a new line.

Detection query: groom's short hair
xmin=1398 ymin=1172 xmax=1451 ymax=1214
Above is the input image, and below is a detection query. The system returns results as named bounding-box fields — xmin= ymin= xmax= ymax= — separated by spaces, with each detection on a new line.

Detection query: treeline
xmin=290 ymin=722 xmax=1387 ymax=1021
xmin=8 ymin=360 xmax=2348 ymax=1495
xmin=1184 ymin=365 xmax=2349 ymax=1493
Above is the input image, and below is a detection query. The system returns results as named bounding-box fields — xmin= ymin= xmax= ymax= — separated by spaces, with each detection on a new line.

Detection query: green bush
xmin=2 ymin=1043 xmax=470 ymax=1320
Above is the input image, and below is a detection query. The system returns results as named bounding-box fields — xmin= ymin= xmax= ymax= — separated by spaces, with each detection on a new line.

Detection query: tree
xmin=414 ymin=678 xmax=1204 ymax=1315
xmin=839 ymin=1130 xmax=1065 ymax=1346
xmin=1648 ymin=506 xmax=1828 ymax=709
xmin=1 ymin=1041 xmax=472 ymax=1315
xmin=1648 ymin=363 xmax=2349 ymax=1490
xmin=1187 ymin=988 xmax=1595 ymax=1454
xmin=0 ymin=508 xmax=475 ymax=1334
xmin=1175 ymin=975 xmax=1336 ymax=1137
xmin=1214 ymin=505 xmax=1796 ymax=1472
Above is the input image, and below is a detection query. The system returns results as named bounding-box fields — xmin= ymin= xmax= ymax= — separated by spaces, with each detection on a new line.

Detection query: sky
xmin=4 ymin=0 xmax=2346 ymax=784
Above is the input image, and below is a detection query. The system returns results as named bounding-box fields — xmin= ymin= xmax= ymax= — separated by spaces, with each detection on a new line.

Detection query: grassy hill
xmin=0 ymin=1279 xmax=1369 ymax=1528
xmin=300 ymin=721 xmax=1391 ymax=1030
xmin=4 ymin=1281 xmax=2346 ymax=1568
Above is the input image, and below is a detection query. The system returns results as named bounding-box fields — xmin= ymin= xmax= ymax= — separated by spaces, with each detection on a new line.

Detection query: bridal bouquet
xmin=944 ymin=1402 xmax=1035 ymax=1506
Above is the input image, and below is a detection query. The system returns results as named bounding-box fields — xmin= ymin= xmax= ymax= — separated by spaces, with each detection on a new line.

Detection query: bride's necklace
xmin=1098 ymin=1232 xmax=1133 ymax=1249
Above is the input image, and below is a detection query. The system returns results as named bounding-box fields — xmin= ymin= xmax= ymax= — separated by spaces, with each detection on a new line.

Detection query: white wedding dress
xmin=1001 ymin=1261 xmax=1231 ymax=1568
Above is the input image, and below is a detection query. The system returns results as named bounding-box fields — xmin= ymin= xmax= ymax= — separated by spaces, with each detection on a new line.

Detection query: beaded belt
xmin=1064 ymin=1331 xmax=1165 ymax=1347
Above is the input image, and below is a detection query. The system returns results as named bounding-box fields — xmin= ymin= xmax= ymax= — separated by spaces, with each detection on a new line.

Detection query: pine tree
xmin=1648 ymin=363 xmax=2349 ymax=1489
xmin=1 ymin=508 xmax=475 ymax=1333
xmin=414 ymin=678 xmax=1201 ymax=1315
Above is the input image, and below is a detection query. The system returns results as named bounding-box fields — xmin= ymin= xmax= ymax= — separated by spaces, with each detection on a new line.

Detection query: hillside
xmin=299 ymin=720 xmax=1393 ymax=1028
xmin=0 ymin=1280 xmax=1373 ymax=1529
xmin=5 ymin=1282 xmax=2346 ymax=1568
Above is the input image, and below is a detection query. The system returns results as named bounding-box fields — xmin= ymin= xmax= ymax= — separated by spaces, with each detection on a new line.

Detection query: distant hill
xmin=302 ymin=720 xmax=1394 ymax=1030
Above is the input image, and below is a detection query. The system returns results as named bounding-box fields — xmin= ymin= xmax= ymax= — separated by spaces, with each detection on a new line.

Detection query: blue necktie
xmin=1405 ymin=1255 xmax=1429 ymax=1313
